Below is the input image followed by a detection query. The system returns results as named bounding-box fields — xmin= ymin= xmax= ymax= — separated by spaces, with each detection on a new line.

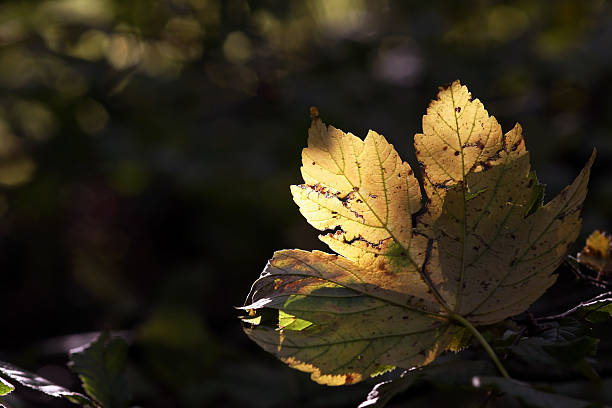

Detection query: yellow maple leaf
xmin=242 ymin=81 xmax=595 ymax=385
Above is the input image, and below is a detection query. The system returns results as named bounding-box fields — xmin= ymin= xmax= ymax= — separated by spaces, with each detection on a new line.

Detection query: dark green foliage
xmin=0 ymin=361 xmax=92 ymax=406
xmin=358 ymin=360 xmax=495 ymax=407
xmin=69 ymin=332 xmax=130 ymax=408
xmin=473 ymin=376 xmax=594 ymax=408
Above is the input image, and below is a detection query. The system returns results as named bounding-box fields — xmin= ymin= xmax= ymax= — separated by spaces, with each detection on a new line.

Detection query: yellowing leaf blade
xmin=243 ymin=81 xmax=594 ymax=385
xmin=413 ymin=81 xmax=594 ymax=324
xmin=293 ymin=118 xmax=436 ymax=309
xmin=243 ymin=250 xmax=455 ymax=385
xmin=462 ymin=150 xmax=595 ymax=323
xmin=577 ymin=229 xmax=612 ymax=275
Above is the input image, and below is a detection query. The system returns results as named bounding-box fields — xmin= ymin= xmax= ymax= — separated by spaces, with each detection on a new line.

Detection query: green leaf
xmin=511 ymin=334 xmax=599 ymax=380
xmin=359 ymin=359 xmax=493 ymax=407
xmin=543 ymin=336 xmax=599 ymax=366
xmin=577 ymin=293 xmax=612 ymax=321
xmin=69 ymin=331 xmax=130 ymax=408
xmin=537 ymin=292 xmax=612 ymax=323
xmin=0 ymin=376 xmax=14 ymax=396
xmin=473 ymin=376 xmax=594 ymax=408
xmin=242 ymin=81 xmax=595 ymax=385
xmin=0 ymin=360 xmax=92 ymax=405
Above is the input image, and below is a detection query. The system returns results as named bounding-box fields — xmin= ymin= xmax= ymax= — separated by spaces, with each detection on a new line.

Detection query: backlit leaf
xmin=0 ymin=361 xmax=92 ymax=406
xmin=0 ymin=376 xmax=14 ymax=396
xmin=242 ymin=81 xmax=594 ymax=385
xmin=577 ymin=230 xmax=612 ymax=276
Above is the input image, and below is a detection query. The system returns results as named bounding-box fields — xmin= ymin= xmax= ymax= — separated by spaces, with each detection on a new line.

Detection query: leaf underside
xmin=242 ymin=81 xmax=595 ymax=385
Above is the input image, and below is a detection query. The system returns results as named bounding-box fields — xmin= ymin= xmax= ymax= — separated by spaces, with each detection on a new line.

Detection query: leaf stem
xmin=450 ymin=314 xmax=510 ymax=379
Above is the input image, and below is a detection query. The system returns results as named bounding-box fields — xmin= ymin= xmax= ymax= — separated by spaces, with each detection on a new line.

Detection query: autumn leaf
xmin=241 ymin=81 xmax=595 ymax=386
xmin=577 ymin=230 xmax=612 ymax=278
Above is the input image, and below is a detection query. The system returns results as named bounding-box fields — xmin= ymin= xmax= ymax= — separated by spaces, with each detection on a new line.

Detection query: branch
xmin=534 ymin=291 xmax=612 ymax=322
xmin=565 ymin=256 xmax=612 ymax=289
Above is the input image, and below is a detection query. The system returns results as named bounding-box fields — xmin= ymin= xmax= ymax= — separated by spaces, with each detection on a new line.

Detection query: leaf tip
xmin=309 ymin=106 xmax=320 ymax=120
xmin=589 ymin=146 xmax=597 ymax=162
xmin=438 ymin=79 xmax=461 ymax=92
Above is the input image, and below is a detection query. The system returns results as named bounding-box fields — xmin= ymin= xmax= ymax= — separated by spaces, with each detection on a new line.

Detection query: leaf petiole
xmin=450 ymin=313 xmax=510 ymax=379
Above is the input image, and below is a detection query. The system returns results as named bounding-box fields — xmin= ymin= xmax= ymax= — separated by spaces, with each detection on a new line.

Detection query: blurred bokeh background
xmin=0 ymin=0 xmax=611 ymax=406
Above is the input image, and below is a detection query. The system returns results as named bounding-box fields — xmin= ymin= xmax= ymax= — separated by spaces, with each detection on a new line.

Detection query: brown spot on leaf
xmin=480 ymin=161 xmax=492 ymax=171
xmin=454 ymin=151 xmax=460 ymax=156
xmin=455 ymin=106 xmax=461 ymax=112
xmin=511 ymin=138 xmax=523 ymax=151
xmin=344 ymin=374 xmax=356 ymax=385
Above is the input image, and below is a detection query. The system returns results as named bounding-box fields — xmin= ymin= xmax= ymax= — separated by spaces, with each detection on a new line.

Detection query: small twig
xmin=534 ymin=291 xmax=612 ymax=322
xmin=565 ymin=257 xmax=611 ymax=289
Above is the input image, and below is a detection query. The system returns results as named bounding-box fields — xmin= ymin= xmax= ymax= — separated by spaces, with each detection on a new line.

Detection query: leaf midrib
xmin=306 ymin=125 xmax=440 ymax=290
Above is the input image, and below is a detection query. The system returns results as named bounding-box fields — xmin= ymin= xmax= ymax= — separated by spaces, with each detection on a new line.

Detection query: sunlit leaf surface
xmin=242 ymin=81 xmax=594 ymax=385
xmin=0 ymin=375 xmax=14 ymax=396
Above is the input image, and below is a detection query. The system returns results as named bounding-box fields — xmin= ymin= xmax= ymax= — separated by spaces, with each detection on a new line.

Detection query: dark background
xmin=0 ymin=0 xmax=611 ymax=406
